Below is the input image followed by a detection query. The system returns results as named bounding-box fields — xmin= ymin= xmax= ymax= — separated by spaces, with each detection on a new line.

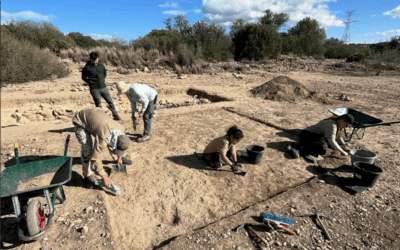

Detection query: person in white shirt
xmin=116 ymin=81 xmax=158 ymax=143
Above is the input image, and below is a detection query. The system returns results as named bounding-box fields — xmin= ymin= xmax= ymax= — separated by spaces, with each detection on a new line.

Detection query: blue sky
xmin=1 ymin=0 xmax=399 ymax=44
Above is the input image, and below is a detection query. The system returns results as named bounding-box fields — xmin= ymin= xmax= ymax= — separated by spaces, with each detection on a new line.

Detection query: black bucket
xmin=246 ymin=145 xmax=265 ymax=165
xmin=353 ymin=162 xmax=383 ymax=187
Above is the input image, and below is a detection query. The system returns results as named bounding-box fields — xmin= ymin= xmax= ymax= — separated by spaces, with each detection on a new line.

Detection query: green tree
xmin=288 ymin=17 xmax=326 ymax=55
xmin=233 ymin=24 xmax=282 ymax=61
xmin=324 ymin=37 xmax=344 ymax=45
xmin=68 ymin=32 xmax=100 ymax=48
xmin=133 ymin=29 xmax=186 ymax=53
xmin=163 ymin=17 xmax=173 ymax=30
xmin=4 ymin=20 xmax=76 ymax=51
xmin=259 ymin=9 xmax=289 ymax=31
xmin=191 ymin=20 xmax=232 ymax=60
xmin=173 ymin=14 xmax=193 ymax=40
xmin=229 ymin=18 xmax=248 ymax=39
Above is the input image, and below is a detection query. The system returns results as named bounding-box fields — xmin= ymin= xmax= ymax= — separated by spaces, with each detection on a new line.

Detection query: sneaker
xmin=138 ymin=134 xmax=151 ymax=143
xmin=286 ymin=144 xmax=300 ymax=159
xmin=304 ymin=155 xmax=317 ymax=164
xmin=113 ymin=116 xmax=122 ymax=121
xmin=83 ymin=176 xmax=96 ymax=189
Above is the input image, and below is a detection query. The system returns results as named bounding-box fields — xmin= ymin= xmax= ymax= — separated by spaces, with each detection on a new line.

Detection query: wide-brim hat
xmin=116 ymin=81 xmax=130 ymax=96
xmin=114 ymin=134 xmax=130 ymax=156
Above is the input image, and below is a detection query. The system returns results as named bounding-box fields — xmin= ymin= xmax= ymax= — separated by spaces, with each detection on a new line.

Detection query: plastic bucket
xmin=353 ymin=162 xmax=383 ymax=187
xmin=246 ymin=145 xmax=265 ymax=164
xmin=350 ymin=149 xmax=376 ymax=168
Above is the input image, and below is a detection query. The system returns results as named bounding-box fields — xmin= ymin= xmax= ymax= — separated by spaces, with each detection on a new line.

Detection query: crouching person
xmin=72 ymin=107 xmax=132 ymax=189
xmin=116 ymin=81 xmax=158 ymax=143
xmin=202 ymin=126 xmax=244 ymax=172
xmin=288 ymin=114 xmax=354 ymax=159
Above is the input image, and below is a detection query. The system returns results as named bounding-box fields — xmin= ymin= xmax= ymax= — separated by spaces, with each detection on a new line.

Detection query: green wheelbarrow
xmin=1 ymin=135 xmax=72 ymax=242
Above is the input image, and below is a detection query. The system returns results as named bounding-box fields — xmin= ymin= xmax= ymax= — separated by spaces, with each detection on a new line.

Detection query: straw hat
xmin=116 ymin=81 xmax=130 ymax=96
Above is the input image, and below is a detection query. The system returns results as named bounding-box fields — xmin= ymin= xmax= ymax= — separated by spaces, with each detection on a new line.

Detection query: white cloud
xmin=162 ymin=10 xmax=189 ymax=15
xmin=383 ymin=5 xmax=400 ymax=18
xmin=89 ymin=33 xmax=113 ymax=40
xmin=1 ymin=10 xmax=55 ymax=22
xmin=202 ymin=0 xmax=344 ymax=29
xmin=365 ymin=29 xmax=400 ymax=37
xmin=158 ymin=1 xmax=180 ymax=8
xmin=193 ymin=9 xmax=202 ymax=14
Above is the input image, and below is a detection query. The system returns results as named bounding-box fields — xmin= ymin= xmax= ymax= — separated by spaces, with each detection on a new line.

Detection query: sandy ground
xmin=1 ymin=61 xmax=400 ymax=250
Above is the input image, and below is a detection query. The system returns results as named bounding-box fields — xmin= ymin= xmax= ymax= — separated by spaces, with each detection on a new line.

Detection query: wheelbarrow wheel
xmin=26 ymin=199 xmax=46 ymax=236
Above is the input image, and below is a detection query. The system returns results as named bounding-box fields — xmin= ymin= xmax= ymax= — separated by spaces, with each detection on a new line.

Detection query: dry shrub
xmin=60 ymin=50 xmax=69 ymax=59
xmin=174 ymin=63 xmax=182 ymax=76
xmin=1 ymin=30 xmax=68 ymax=83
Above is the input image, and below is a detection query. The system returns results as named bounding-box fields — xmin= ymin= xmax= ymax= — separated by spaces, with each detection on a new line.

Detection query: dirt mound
xmin=250 ymin=76 xmax=332 ymax=104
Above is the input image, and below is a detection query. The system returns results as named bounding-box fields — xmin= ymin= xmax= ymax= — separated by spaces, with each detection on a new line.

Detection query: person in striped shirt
xmin=116 ymin=81 xmax=158 ymax=143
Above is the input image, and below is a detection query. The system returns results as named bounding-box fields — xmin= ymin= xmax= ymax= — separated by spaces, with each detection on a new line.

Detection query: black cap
xmin=115 ymin=134 xmax=130 ymax=156
xmin=339 ymin=114 xmax=355 ymax=125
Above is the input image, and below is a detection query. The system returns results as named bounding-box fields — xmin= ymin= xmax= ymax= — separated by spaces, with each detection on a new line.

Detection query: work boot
xmin=287 ymin=144 xmax=300 ymax=159
xmin=138 ymin=134 xmax=151 ymax=143
xmin=83 ymin=175 xmax=97 ymax=189
xmin=119 ymin=157 xmax=133 ymax=165
xmin=113 ymin=116 xmax=122 ymax=121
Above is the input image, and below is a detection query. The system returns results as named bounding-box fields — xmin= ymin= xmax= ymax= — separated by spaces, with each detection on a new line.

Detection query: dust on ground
xmin=1 ymin=58 xmax=400 ymax=250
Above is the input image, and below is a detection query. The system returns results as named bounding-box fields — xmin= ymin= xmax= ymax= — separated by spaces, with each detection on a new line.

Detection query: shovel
xmin=110 ymin=161 xmax=128 ymax=176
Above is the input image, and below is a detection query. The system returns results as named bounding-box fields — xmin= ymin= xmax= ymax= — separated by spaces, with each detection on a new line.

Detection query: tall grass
xmin=1 ymin=29 xmax=67 ymax=84
xmin=59 ymin=45 xmax=206 ymax=75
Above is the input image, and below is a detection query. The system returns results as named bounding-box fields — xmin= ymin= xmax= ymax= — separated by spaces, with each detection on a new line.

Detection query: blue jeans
xmin=90 ymin=87 xmax=119 ymax=118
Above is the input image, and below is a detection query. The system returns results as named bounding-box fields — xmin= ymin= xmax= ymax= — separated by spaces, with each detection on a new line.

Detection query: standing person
xmin=202 ymin=126 xmax=244 ymax=172
xmin=72 ymin=107 xmax=132 ymax=189
xmin=288 ymin=114 xmax=354 ymax=159
xmin=116 ymin=81 xmax=158 ymax=143
xmin=82 ymin=52 xmax=122 ymax=121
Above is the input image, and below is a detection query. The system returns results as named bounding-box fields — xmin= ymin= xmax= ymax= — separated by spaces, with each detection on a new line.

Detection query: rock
xmin=43 ymin=237 xmax=48 ymax=241
xmin=84 ymin=206 xmax=93 ymax=213
xmin=143 ymin=67 xmax=150 ymax=73
xmin=40 ymin=247 xmax=49 ymax=250
xmin=78 ymin=225 xmax=89 ymax=234
xmin=73 ymin=219 xmax=82 ymax=224
xmin=78 ymin=87 xmax=84 ymax=91
xmin=71 ymin=89 xmax=77 ymax=92
xmin=317 ymin=180 xmax=325 ymax=184
xmin=177 ymin=75 xmax=187 ymax=79
xmin=56 ymin=217 xmax=64 ymax=222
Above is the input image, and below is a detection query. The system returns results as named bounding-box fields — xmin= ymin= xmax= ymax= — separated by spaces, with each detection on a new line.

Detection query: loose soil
xmin=16 ymin=172 xmax=56 ymax=192
xmin=250 ymin=76 xmax=332 ymax=104
xmin=1 ymin=59 xmax=400 ymax=250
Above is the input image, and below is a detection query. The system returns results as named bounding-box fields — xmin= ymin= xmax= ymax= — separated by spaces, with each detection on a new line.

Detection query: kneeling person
xmin=202 ymin=126 xmax=244 ymax=172
xmin=289 ymin=114 xmax=354 ymax=159
xmin=73 ymin=107 xmax=132 ymax=189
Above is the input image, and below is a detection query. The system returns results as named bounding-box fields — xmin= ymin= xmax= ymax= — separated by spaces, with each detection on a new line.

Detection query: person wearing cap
xmin=288 ymin=114 xmax=355 ymax=158
xmin=72 ymin=107 xmax=132 ymax=188
xmin=116 ymin=81 xmax=158 ymax=143
xmin=82 ymin=52 xmax=122 ymax=121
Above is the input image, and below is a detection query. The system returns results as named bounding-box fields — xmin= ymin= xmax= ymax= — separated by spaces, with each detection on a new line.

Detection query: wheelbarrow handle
xmin=14 ymin=143 xmax=19 ymax=165
xmin=64 ymin=135 xmax=71 ymax=157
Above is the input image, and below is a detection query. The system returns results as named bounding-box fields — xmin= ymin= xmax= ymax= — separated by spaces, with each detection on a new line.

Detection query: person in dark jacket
xmin=82 ymin=52 xmax=122 ymax=121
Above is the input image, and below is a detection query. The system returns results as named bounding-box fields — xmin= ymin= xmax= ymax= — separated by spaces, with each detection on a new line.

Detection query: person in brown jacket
xmin=72 ymin=107 xmax=132 ymax=188
xmin=202 ymin=126 xmax=244 ymax=172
